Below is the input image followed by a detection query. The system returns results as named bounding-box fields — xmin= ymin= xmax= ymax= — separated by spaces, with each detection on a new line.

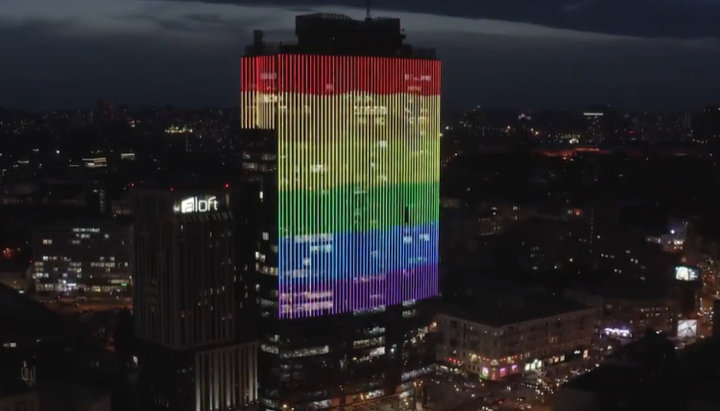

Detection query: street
xmin=426 ymin=376 xmax=551 ymax=411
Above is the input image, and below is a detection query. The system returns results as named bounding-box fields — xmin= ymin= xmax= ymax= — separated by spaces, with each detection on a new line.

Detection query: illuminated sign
xmin=677 ymin=319 xmax=697 ymax=339
xmin=604 ymin=327 xmax=632 ymax=339
xmin=525 ymin=359 xmax=543 ymax=372
xmin=82 ymin=157 xmax=107 ymax=168
xmin=173 ymin=196 xmax=219 ymax=214
xmin=675 ymin=266 xmax=699 ymax=281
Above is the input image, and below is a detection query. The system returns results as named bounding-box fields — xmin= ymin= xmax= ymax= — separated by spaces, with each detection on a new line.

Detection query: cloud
xmin=214 ymin=0 xmax=720 ymax=39
xmin=3 ymin=0 xmax=719 ymax=46
xmin=0 ymin=0 xmax=718 ymax=110
xmin=0 ymin=0 xmax=665 ymax=42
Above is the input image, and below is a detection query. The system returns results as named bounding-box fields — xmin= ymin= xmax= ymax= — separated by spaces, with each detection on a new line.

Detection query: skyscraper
xmin=133 ymin=186 xmax=258 ymax=411
xmin=241 ymin=13 xmax=440 ymax=410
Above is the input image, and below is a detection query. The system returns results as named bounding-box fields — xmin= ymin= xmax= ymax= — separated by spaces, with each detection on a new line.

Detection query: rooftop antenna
xmin=365 ymin=0 xmax=371 ymax=20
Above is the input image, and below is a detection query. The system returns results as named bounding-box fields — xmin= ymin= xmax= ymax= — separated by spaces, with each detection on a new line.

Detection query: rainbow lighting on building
xmin=242 ymin=54 xmax=440 ymax=319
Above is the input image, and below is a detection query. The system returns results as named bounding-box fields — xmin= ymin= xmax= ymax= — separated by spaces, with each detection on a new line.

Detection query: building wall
xmin=136 ymin=325 xmax=258 ymax=411
xmin=195 ymin=341 xmax=258 ymax=411
xmin=255 ymin=301 xmax=435 ymax=411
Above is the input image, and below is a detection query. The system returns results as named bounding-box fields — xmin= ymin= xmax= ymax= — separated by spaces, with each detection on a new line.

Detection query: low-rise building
xmin=32 ymin=220 xmax=132 ymax=297
xmin=566 ymin=286 xmax=682 ymax=340
xmin=437 ymin=296 xmax=598 ymax=381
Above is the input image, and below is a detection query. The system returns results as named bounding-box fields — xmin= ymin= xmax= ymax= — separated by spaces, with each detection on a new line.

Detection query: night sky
xmin=1 ymin=0 xmax=719 ymax=111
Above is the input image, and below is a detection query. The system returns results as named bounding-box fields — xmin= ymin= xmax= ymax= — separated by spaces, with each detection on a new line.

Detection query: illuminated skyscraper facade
xmin=242 ymin=25 xmax=439 ymax=320
xmin=242 ymin=13 xmax=439 ymax=410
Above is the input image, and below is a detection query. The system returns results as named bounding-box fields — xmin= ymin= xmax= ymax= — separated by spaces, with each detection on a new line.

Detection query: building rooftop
xmin=568 ymin=280 xmax=670 ymax=300
xmin=246 ymin=13 xmax=435 ymax=58
xmin=440 ymin=295 xmax=593 ymax=327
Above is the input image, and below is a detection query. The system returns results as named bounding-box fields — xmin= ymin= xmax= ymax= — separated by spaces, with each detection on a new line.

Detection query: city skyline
xmin=1 ymin=0 xmax=719 ymax=111
xmin=4 ymin=4 xmax=720 ymax=411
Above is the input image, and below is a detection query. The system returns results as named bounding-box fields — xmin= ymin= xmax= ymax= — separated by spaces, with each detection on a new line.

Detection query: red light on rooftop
xmin=224 ymin=183 xmax=230 ymax=189
xmin=169 ymin=187 xmax=174 ymax=192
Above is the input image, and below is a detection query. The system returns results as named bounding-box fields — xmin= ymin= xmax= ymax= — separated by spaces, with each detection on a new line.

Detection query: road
xmin=427 ymin=378 xmax=551 ymax=411
xmin=42 ymin=299 xmax=132 ymax=315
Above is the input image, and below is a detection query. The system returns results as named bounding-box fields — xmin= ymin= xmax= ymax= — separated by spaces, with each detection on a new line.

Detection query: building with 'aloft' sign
xmin=132 ymin=185 xmax=259 ymax=411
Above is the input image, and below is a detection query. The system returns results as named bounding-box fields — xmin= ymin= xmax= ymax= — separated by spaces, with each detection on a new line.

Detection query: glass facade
xmin=242 ymin=55 xmax=440 ymax=319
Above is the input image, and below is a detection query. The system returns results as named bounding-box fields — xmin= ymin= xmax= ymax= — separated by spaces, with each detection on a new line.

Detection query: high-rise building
xmin=133 ymin=186 xmax=258 ymax=411
xmin=241 ymin=13 xmax=440 ymax=411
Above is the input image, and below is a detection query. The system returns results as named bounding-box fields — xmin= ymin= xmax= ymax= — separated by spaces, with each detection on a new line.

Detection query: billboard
xmin=675 ymin=265 xmax=699 ymax=281
xmin=604 ymin=327 xmax=632 ymax=339
xmin=242 ymin=55 xmax=440 ymax=319
xmin=677 ymin=319 xmax=697 ymax=339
